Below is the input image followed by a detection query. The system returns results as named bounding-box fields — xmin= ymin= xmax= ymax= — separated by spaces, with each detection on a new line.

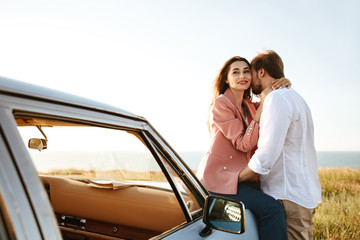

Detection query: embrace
xmin=197 ymin=50 xmax=321 ymax=240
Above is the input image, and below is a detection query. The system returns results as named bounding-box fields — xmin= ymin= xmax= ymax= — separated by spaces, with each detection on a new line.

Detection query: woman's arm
xmin=212 ymin=97 xmax=258 ymax=153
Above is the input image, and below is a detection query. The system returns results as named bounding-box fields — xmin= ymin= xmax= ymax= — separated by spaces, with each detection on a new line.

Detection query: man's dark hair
xmin=251 ymin=50 xmax=285 ymax=79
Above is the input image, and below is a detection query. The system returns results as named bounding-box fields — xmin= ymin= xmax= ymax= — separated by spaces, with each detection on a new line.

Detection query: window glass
xmin=15 ymin=115 xmax=188 ymax=238
xmin=17 ymin=121 xmax=167 ymax=183
xmin=161 ymin=158 xmax=202 ymax=217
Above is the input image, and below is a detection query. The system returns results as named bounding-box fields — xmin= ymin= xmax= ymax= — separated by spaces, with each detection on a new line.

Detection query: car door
xmin=156 ymin=210 xmax=259 ymax=239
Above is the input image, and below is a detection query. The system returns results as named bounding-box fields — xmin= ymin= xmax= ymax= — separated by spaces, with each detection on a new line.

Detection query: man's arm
xmin=240 ymin=91 xmax=293 ymax=179
xmin=238 ymin=165 xmax=257 ymax=182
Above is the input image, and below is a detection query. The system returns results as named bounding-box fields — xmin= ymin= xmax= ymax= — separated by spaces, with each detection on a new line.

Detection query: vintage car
xmin=0 ymin=76 xmax=259 ymax=239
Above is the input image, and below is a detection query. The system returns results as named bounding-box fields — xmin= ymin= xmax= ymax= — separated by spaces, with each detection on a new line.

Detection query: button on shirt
xmin=248 ymin=88 xmax=321 ymax=209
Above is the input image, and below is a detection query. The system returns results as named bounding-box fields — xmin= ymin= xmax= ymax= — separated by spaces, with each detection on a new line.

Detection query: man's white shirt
xmin=248 ymin=88 xmax=321 ymax=209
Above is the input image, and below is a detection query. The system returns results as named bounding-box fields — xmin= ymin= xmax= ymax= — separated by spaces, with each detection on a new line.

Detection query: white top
xmin=248 ymin=88 xmax=321 ymax=209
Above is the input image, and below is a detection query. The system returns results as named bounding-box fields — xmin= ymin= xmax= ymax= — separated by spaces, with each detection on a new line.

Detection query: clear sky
xmin=1 ymin=0 xmax=359 ymax=152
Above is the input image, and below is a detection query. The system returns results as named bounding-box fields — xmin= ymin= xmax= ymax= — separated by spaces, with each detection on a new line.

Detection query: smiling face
xmin=225 ymin=61 xmax=252 ymax=92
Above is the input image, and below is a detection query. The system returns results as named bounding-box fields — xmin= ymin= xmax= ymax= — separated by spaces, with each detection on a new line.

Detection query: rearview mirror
xmin=28 ymin=138 xmax=47 ymax=151
xmin=203 ymin=196 xmax=245 ymax=234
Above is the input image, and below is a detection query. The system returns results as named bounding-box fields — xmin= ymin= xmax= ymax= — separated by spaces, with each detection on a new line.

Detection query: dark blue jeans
xmin=210 ymin=182 xmax=288 ymax=240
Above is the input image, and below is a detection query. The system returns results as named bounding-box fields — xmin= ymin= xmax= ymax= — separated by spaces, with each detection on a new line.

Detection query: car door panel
xmin=160 ymin=209 xmax=259 ymax=240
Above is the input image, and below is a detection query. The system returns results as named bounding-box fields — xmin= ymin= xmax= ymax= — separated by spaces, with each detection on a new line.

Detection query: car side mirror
xmin=28 ymin=138 xmax=47 ymax=151
xmin=202 ymin=196 xmax=245 ymax=235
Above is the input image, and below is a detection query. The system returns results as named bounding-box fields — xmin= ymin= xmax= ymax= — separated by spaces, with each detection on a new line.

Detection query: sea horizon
xmin=31 ymin=150 xmax=360 ymax=172
xmin=179 ymin=151 xmax=360 ymax=170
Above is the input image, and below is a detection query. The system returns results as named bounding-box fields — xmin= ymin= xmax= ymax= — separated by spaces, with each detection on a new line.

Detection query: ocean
xmin=179 ymin=151 xmax=360 ymax=170
xmin=31 ymin=151 xmax=360 ymax=172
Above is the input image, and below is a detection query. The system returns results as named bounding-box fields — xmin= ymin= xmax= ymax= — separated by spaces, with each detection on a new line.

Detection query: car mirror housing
xmin=203 ymin=195 xmax=245 ymax=234
xmin=28 ymin=138 xmax=47 ymax=151
xmin=28 ymin=125 xmax=48 ymax=151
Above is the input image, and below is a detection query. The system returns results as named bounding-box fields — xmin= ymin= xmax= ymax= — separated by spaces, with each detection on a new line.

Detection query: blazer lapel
xmin=223 ymin=89 xmax=248 ymax=126
xmin=243 ymin=98 xmax=256 ymax=123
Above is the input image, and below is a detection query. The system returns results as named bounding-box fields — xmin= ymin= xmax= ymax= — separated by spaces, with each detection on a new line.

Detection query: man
xmin=238 ymin=50 xmax=321 ymax=240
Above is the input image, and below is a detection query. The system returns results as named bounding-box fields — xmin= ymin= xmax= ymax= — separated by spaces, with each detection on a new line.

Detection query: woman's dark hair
xmin=207 ymin=56 xmax=251 ymax=131
xmin=211 ymin=56 xmax=251 ymax=106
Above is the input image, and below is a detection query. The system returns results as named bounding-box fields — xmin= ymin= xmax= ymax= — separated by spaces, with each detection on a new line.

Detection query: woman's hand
xmin=272 ymin=77 xmax=291 ymax=90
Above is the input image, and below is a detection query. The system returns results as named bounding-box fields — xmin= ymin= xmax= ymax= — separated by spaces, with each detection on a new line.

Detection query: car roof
xmin=0 ymin=76 xmax=143 ymax=121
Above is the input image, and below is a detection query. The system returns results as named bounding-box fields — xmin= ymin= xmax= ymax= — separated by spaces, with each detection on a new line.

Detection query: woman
xmin=196 ymin=56 xmax=288 ymax=240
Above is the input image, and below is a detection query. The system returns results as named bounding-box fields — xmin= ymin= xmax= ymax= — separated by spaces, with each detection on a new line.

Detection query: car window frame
xmin=143 ymin=126 xmax=208 ymax=206
xmin=0 ymin=108 xmax=49 ymax=239
xmin=2 ymin=90 xmax=210 ymax=237
xmin=141 ymin=132 xmax=194 ymax=221
xmin=12 ymin=109 xmax=204 ymax=224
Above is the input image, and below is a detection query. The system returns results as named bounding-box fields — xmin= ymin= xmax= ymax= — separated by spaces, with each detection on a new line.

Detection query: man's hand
xmin=238 ymin=166 xmax=257 ymax=182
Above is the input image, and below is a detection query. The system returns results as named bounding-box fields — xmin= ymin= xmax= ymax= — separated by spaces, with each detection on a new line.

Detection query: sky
xmin=1 ymin=0 xmax=359 ymax=152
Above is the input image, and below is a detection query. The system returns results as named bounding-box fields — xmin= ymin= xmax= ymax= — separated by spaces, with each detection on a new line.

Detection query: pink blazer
xmin=197 ymin=88 xmax=260 ymax=195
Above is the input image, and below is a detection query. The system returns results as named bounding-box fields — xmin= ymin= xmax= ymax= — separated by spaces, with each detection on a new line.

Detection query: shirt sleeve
xmin=248 ymin=92 xmax=292 ymax=175
xmin=212 ymin=97 xmax=259 ymax=153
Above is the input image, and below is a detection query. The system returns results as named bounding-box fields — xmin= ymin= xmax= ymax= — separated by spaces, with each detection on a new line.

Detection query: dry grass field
xmin=314 ymin=168 xmax=360 ymax=240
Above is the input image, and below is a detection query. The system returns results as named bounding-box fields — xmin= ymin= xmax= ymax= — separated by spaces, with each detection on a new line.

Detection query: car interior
xmin=15 ymin=113 xmax=202 ymax=240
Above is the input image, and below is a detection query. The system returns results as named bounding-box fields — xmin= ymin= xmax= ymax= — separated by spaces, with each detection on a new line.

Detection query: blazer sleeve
xmin=211 ymin=97 xmax=259 ymax=153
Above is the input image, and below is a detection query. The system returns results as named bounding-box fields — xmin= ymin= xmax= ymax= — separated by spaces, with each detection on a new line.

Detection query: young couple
xmin=197 ymin=50 xmax=321 ymax=240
